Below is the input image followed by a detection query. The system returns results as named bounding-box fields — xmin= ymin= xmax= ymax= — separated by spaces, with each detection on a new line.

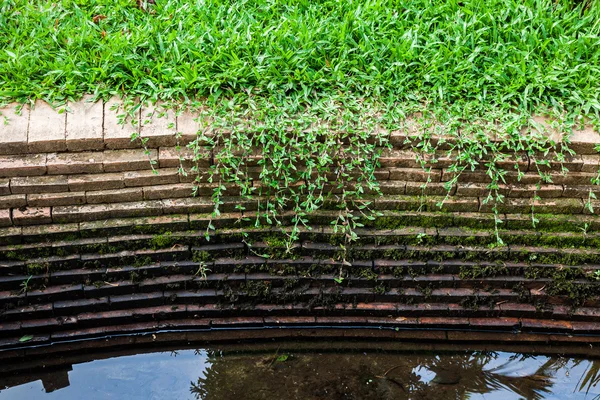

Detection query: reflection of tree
xmin=576 ymin=359 xmax=600 ymax=399
xmin=377 ymin=352 xmax=555 ymax=400
xmin=188 ymin=349 xmax=588 ymax=400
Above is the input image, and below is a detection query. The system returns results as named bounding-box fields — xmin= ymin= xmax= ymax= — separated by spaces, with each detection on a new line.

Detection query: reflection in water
xmin=2 ymin=344 xmax=600 ymax=400
xmin=189 ymin=350 xmax=583 ymax=400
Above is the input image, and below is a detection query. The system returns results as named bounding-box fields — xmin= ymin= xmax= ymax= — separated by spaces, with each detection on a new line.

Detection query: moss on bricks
xmin=149 ymin=232 xmax=176 ymax=250
xmin=192 ymin=250 xmax=214 ymax=263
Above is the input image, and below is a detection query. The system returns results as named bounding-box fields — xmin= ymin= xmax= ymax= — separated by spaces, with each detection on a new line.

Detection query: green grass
xmin=2 ymin=0 xmax=600 ymax=252
xmin=0 ymin=0 xmax=599 ymax=122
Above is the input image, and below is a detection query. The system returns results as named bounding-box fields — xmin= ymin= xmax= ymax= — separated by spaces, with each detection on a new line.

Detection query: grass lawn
xmin=1 ymin=0 xmax=599 ymax=123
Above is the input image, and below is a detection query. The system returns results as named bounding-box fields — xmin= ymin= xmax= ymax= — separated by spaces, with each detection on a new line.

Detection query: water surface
xmin=2 ymin=341 xmax=600 ymax=400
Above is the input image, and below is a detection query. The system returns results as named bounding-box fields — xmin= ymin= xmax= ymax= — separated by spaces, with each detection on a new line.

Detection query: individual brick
xmin=143 ymin=183 xmax=194 ymax=200
xmin=372 ymin=195 xmax=422 ymax=211
xmin=442 ymin=170 xmax=491 ymax=183
xmin=86 ymin=188 xmax=143 ymax=204
xmin=376 ymin=149 xmax=420 ymax=168
xmin=46 ymin=152 xmax=104 ymax=175
xmin=552 ymin=172 xmax=597 ymax=186
xmin=28 ymin=100 xmax=67 ymax=152
xmin=28 ymin=192 xmax=86 ymax=207
xmin=0 ymin=179 xmax=9 ymax=195
xmin=159 ymin=146 xmax=209 ymax=168
xmin=405 ymin=181 xmax=454 ymax=196
xmin=68 ymin=172 xmax=125 ymax=192
xmin=378 ymin=181 xmax=406 ymax=195
xmin=563 ymin=185 xmax=596 ymax=198
xmin=570 ymin=125 xmax=600 ymax=155
xmin=124 ymin=168 xmax=180 ymax=187
xmin=507 ymin=184 xmax=564 ymax=198
xmin=10 ymin=175 xmax=69 ymax=194
xmin=103 ymin=96 xmax=140 ymax=149
xmin=388 ymin=132 xmax=410 ymax=148
xmin=0 ymin=227 xmax=22 ymax=245
xmin=53 ymin=200 xmax=163 ymax=223
xmin=161 ymin=198 xmax=213 ymax=214
xmin=455 ymin=183 xmax=490 ymax=197
xmin=0 ymin=209 xmax=11 ymax=227
xmin=109 ymin=292 xmax=165 ymax=309
xmin=479 ymin=198 xmax=532 ymax=214
xmin=502 ymin=172 xmax=544 ymax=185
xmin=388 ymin=168 xmax=441 ymax=182
xmin=581 ymin=154 xmax=600 ymax=173
xmin=53 ymin=297 xmax=109 ymax=315
xmin=20 ymin=222 xmax=79 ymax=240
xmin=0 ymin=154 xmax=47 ymax=177
xmin=66 ymin=95 xmax=104 ymax=151
xmin=0 ymin=194 xmax=27 ymax=208
xmin=177 ymin=109 xmax=206 ymax=144
xmin=533 ymin=198 xmax=584 ymax=214
xmin=12 ymin=207 xmax=52 ymax=225
xmin=140 ymin=102 xmax=177 ymax=147
xmin=103 ymin=149 xmax=157 ymax=172
xmin=0 ymin=103 xmax=29 ymax=154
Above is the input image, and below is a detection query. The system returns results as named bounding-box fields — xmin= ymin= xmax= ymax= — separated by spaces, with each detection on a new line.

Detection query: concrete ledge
xmin=1 ymin=99 xmax=600 ymax=154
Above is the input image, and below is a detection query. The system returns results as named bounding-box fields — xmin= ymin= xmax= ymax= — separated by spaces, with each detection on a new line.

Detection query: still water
xmin=1 ymin=341 xmax=600 ymax=400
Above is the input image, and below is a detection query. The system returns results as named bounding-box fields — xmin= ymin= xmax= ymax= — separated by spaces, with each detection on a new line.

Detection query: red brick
xmin=68 ymin=172 xmax=125 ymax=192
xmin=78 ymin=309 xmax=134 ymax=325
xmin=479 ymin=198 xmax=531 ymax=213
xmin=0 ymin=103 xmax=29 ymax=154
xmin=158 ymin=319 xmax=211 ymax=329
xmin=124 ymin=168 xmax=180 ymax=187
xmin=0 ymin=209 xmax=11 ymax=227
xmin=66 ymin=95 xmax=104 ymax=151
xmin=563 ymin=185 xmax=596 ymax=198
xmin=211 ymin=317 xmax=264 ymax=327
xmin=0 ymin=154 xmax=47 ymax=177
xmin=571 ymin=322 xmax=600 ymax=332
xmin=508 ymin=184 xmax=563 ymax=198
xmin=552 ymin=172 xmax=597 ymax=185
xmin=378 ymin=149 xmax=420 ymax=168
xmin=581 ymin=154 xmax=600 ymax=172
xmin=143 ymin=183 xmax=194 ymax=200
xmin=28 ymin=192 xmax=86 ymax=207
xmin=405 ymin=181 xmax=454 ymax=196
xmin=86 ymin=188 xmax=143 ymax=204
xmin=0 ymin=179 xmax=10 ymax=195
xmin=570 ymin=125 xmax=600 ymax=155
xmin=109 ymin=292 xmax=165 ymax=308
xmin=103 ymin=149 xmax=157 ymax=172
xmin=159 ymin=146 xmax=209 ymax=168
xmin=533 ymin=198 xmax=583 ymax=214
xmin=389 ymin=168 xmax=441 ymax=182
xmin=103 ymin=96 xmax=140 ymax=149
xmin=521 ymin=318 xmax=572 ymax=331
xmin=419 ymin=317 xmax=470 ymax=326
xmin=455 ymin=183 xmax=490 ymax=197
xmin=0 ymin=194 xmax=26 ymax=208
xmin=46 ymin=152 xmax=104 ymax=175
xmin=53 ymin=201 xmax=163 ymax=223
xmin=12 ymin=207 xmax=52 ymax=225
xmin=10 ymin=175 xmax=69 ymax=194
xmin=140 ymin=102 xmax=177 ymax=147
xmin=264 ymin=316 xmax=317 ymax=325
xmin=469 ymin=317 xmax=520 ymax=328
xmin=51 ymin=326 xmax=107 ymax=340
xmin=162 ymin=197 xmax=213 ymax=214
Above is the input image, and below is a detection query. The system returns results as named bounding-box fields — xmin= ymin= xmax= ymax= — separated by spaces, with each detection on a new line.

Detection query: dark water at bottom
xmin=1 ymin=340 xmax=600 ymax=400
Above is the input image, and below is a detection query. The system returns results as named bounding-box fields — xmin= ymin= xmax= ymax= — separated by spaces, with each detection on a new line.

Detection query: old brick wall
xmin=1 ymin=99 xmax=600 ymax=349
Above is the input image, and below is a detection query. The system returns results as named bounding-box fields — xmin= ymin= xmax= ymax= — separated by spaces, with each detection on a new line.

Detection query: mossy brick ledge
xmin=2 ymin=100 xmax=600 ymax=346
